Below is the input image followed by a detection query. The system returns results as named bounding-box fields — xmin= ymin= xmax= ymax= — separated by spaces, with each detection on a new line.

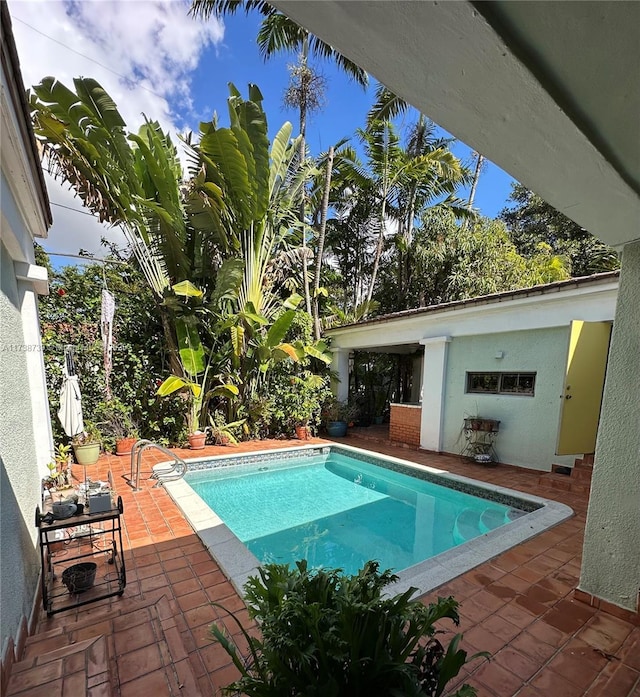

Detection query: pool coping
xmin=163 ymin=443 xmax=573 ymax=599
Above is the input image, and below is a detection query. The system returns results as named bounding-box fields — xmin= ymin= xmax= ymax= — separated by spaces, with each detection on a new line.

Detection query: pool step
xmin=479 ymin=508 xmax=508 ymax=533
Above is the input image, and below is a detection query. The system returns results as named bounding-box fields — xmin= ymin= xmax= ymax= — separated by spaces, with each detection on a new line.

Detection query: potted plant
xmin=277 ymin=373 xmax=327 ymax=440
xmin=209 ymin=411 xmax=245 ymax=445
xmin=323 ymin=398 xmax=359 ymax=437
xmin=157 ymin=282 xmax=241 ymax=449
xmin=95 ymin=398 xmax=139 ymax=456
xmin=72 ymin=422 xmax=102 ymax=466
xmin=157 ymin=355 xmax=210 ymax=449
xmin=208 ymin=561 xmax=488 ymax=695
xmin=372 ymin=387 xmax=389 ymax=425
xmin=43 ymin=443 xmax=72 ymax=491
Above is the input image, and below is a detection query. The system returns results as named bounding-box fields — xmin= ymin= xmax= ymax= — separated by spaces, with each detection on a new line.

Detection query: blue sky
xmin=11 ymin=0 xmax=516 ymax=262
xmin=189 ymin=11 xmax=516 ymax=217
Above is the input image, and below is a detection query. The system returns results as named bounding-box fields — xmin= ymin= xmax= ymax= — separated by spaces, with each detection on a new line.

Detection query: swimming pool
xmin=165 ymin=444 xmax=572 ymax=597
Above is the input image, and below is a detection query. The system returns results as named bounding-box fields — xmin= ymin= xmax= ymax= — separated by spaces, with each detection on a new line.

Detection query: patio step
xmin=543 ymin=453 xmax=594 ymax=494
xmin=538 ymin=471 xmax=591 ymax=494
xmin=7 ymin=634 xmax=113 ymax=696
xmin=15 ymin=595 xmax=203 ymax=696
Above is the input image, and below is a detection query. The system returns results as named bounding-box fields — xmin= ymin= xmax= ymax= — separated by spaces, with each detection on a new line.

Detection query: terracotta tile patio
xmin=6 ymin=436 xmax=639 ymax=696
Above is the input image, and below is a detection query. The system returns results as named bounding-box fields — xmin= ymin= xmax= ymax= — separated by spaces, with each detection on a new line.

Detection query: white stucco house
xmin=275 ymin=1 xmax=640 ymax=618
xmin=0 ymin=1 xmax=53 ymax=683
xmin=329 ymin=272 xmax=618 ymax=472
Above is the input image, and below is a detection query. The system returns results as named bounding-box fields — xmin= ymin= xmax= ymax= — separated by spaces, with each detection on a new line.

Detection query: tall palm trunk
xmin=298 ymin=36 xmax=313 ymax=316
xmin=313 ymin=145 xmax=334 ymax=339
xmin=467 ymin=153 xmax=484 ymax=209
xmin=365 ymin=196 xmax=387 ymax=309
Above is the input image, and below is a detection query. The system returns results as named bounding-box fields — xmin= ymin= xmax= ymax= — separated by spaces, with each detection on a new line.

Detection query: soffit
xmin=272 ymin=1 xmax=640 ymax=248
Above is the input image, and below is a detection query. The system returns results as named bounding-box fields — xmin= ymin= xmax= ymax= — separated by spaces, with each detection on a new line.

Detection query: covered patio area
xmin=6 ymin=437 xmax=638 ymax=697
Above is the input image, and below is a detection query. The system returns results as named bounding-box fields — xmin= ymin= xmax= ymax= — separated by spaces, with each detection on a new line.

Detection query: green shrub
xmin=36 ymin=248 xmax=187 ymax=446
xmin=210 ymin=560 xmax=488 ymax=696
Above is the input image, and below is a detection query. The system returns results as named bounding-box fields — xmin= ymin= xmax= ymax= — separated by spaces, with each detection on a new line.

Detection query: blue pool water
xmin=185 ymin=451 xmax=522 ymax=575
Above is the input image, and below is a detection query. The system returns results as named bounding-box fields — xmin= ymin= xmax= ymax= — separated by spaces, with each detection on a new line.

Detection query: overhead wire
xmin=12 ymin=16 xmax=168 ymax=102
xmin=50 ymin=201 xmax=97 ymax=217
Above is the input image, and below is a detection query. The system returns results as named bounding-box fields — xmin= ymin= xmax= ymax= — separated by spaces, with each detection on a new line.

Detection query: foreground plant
xmin=210 ymin=560 xmax=488 ymax=696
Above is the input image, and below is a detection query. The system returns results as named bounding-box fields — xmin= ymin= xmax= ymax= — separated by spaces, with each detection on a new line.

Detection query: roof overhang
xmin=272 ymin=1 xmax=640 ymax=249
xmin=327 ymin=276 xmax=618 ymax=351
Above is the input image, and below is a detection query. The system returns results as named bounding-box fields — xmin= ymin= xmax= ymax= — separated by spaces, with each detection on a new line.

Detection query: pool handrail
xmin=128 ymin=439 xmax=187 ymax=491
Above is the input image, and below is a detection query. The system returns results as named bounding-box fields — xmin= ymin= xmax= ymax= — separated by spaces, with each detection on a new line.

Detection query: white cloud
xmin=8 ymin=0 xmax=225 ymax=257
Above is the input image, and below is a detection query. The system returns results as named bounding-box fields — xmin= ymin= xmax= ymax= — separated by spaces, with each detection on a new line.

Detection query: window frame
xmin=465 ymin=371 xmax=537 ymax=396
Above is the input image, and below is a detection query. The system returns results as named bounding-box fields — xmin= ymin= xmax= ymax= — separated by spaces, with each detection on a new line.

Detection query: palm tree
xmin=335 ymin=120 xmax=469 ymax=312
xmin=191 ymin=0 xmax=368 ymax=315
xmin=191 ymin=1 xmax=367 ymax=87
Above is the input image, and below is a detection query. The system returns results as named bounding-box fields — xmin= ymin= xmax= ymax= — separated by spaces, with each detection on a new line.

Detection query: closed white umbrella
xmin=57 ymin=347 xmax=84 ymax=437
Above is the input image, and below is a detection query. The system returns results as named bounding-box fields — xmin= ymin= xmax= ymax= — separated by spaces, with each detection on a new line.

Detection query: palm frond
xmin=309 ymin=34 xmax=368 ymax=86
xmin=367 ymin=83 xmax=409 ymax=125
xmin=257 ymin=12 xmax=306 ymax=57
xmin=190 ymin=0 xmax=273 ymax=20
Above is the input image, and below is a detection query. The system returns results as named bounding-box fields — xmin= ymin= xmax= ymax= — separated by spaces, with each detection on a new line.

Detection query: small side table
xmin=461 ymin=418 xmax=500 ymax=462
xmin=36 ymin=496 xmax=126 ymax=617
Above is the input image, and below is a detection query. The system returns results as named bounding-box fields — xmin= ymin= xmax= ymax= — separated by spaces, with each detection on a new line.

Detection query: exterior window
xmin=466 ymin=372 xmax=536 ymax=396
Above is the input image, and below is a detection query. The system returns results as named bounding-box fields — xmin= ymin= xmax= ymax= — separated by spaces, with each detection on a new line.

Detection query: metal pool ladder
xmin=128 ymin=440 xmax=187 ymax=491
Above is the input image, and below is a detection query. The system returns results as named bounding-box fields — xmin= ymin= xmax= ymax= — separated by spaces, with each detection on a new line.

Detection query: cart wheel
xmin=117 ymin=590 xmax=124 ymax=596
xmin=108 ymin=555 xmax=115 ymax=565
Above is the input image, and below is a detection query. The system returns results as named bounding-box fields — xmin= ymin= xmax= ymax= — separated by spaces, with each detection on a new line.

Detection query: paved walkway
xmin=6 ymin=436 xmax=639 ymax=696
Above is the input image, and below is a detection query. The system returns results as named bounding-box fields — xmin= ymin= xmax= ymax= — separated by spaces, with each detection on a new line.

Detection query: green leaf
xmin=304 ymin=344 xmax=333 ymax=364
xmin=230 ymin=325 xmax=245 ymax=357
xmin=172 ymin=280 xmax=203 ymax=298
xmin=175 ymin=319 xmax=205 ymax=376
xmin=211 ymin=383 xmax=240 ymax=397
xmin=156 ymin=376 xmax=189 ymax=396
xmin=283 ymin=293 xmax=303 ymax=310
xmin=266 ymin=310 xmax=295 ymax=347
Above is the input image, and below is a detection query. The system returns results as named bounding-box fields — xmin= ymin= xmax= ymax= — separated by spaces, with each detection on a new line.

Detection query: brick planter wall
xmin=389 ymin=403 xmax=422 ymax=446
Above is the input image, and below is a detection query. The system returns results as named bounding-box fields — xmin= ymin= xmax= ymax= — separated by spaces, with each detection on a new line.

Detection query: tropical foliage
xmin=31 ymin=51 xmax=596 ymax=445
xmin=210 ymin=560 xmax=487 ymax=696
xmin=500 ymin=183 xmax=620 ymax=276
xmin=376 ymin=210 xmax=570 ymax=313
xmin=36 ymin=246 xmax=188 ymax=448
xmin=31 ymin=79 xmax=332 ymax=439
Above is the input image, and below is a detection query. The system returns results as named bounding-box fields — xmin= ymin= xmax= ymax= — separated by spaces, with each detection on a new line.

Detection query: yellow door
xmin=556 ymin=321 xmax=612 ymax=455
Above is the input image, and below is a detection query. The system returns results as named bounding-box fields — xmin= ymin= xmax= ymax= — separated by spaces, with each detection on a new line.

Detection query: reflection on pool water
xmin=184 ymin=450 xmax=526 ymax=575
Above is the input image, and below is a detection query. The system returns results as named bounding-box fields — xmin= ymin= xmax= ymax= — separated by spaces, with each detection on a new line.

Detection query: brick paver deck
xmin=6 ymin=435 xmax=639 ymax=696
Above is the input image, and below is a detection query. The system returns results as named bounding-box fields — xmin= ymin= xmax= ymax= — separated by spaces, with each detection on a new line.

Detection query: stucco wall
xmin=580 ymin=239 xmax=640 ymax=612
xmin=0 ymin=241 xmax=42 ymax=655
xmin=441 ymin=327 xmax=576 ymax=471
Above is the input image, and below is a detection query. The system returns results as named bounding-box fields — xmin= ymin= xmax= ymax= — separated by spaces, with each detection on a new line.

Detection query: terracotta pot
xmin=188 ymin=432 xmax=207 ymax=450
xmin=115 ymin=437 xmax=137 ymax=456
xmin=295 ymin=425 xmax=310 ymax=441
